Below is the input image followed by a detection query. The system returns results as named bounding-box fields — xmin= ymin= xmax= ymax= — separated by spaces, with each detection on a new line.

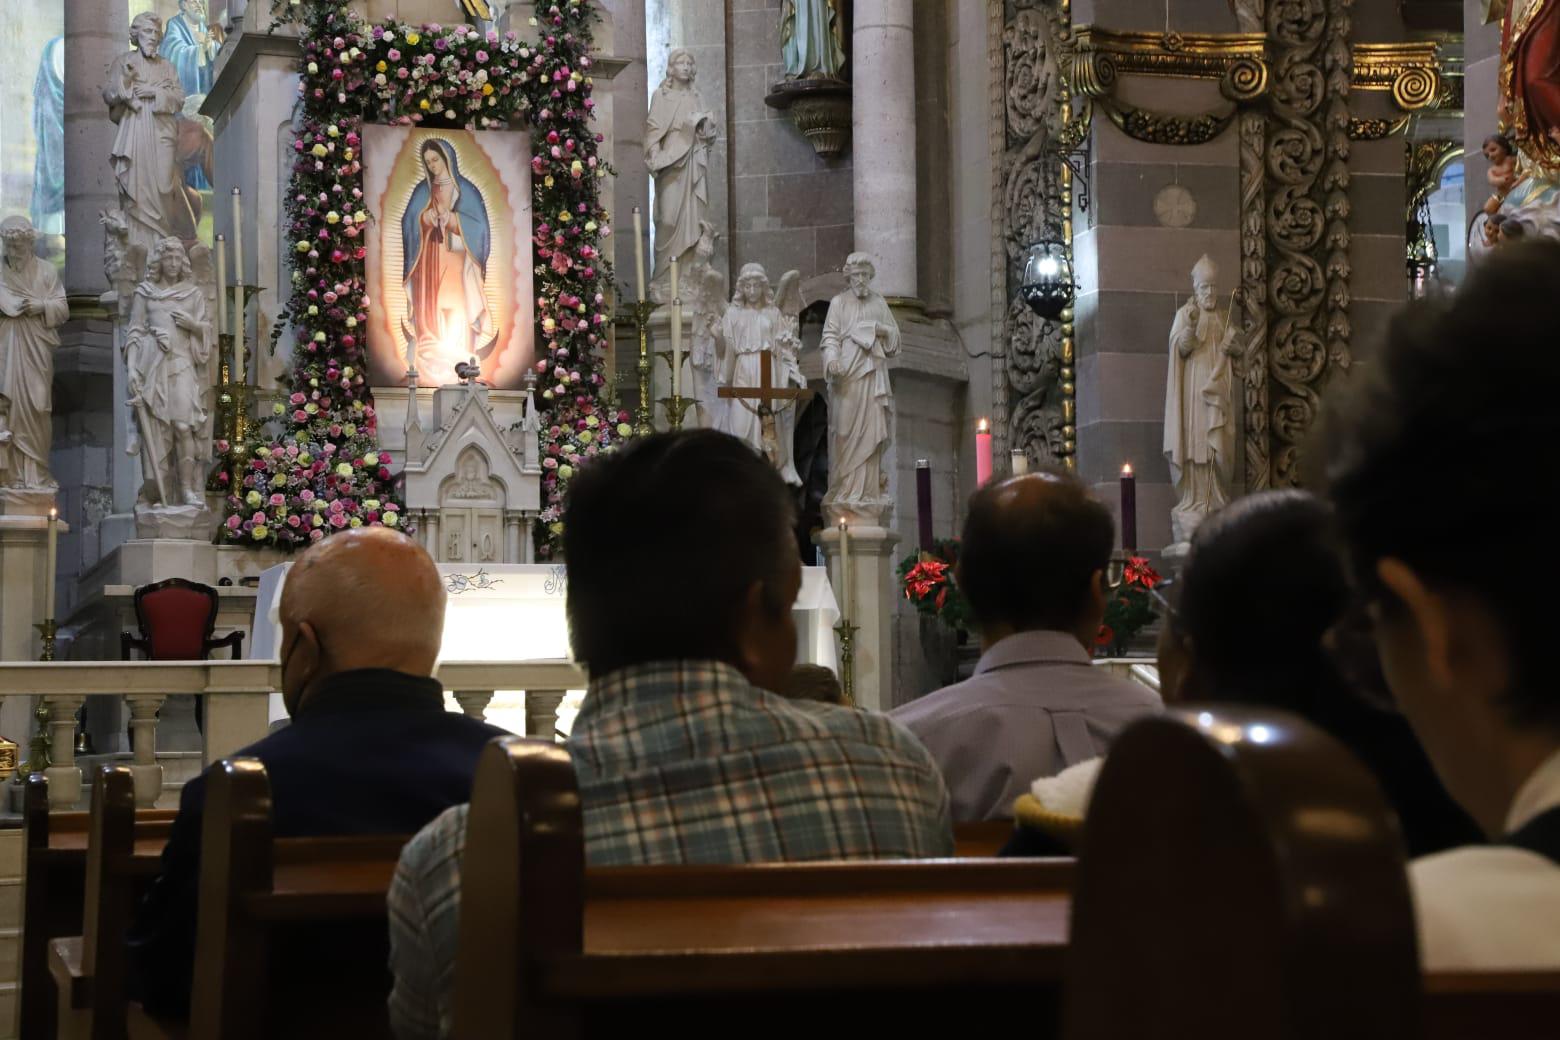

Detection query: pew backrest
xmin=452 ymin=737 xmax=1076 ymax=1039
xmin=186 ymin=758 xmax=407 ymax=1040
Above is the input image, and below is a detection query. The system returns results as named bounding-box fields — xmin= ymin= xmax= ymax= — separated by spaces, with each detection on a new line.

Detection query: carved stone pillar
xmin=504 ymin=513 xmax=523 ymax=564
xmin=45 ymin=694 xmax=86 ymax=809
xmin=453 ymin=691 xmax=493 ymax=721
xmin=125 ymin=693 xmax=166 ymax=807
xmin=526 ymin=689 xmax=565 ymax=742
xmin=852 ymin=0 xmax=918 ymax=300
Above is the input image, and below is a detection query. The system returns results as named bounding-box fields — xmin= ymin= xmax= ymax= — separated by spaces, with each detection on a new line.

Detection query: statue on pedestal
xmin=104 ymin=13 xmax=199 ymax=259
xmin=781 ymin=0 xmax=848 ymax=80
xmin=821 ymin=253 xmax=900 ymax=526
xmin=0 ymin=217 xmax=68 ymax=505
xmin=645 ymin=49 xmax=718 ymax=303
xmin=125 ymin=237 xmax=216 ymax=532
xmin=714 ymin=263 xmax=805 ymax=485
xmin=1164 ymin=254 xmax=1241 ymax=549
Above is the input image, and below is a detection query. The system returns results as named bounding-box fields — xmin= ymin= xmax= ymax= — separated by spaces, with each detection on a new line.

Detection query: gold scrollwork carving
xmin=1098 ymin=97 xmax=1237 ymax=145
xmin=1072 ymin=27 xmax=1266 ymax=81
xmin=1352 ymin=41 xmax=1442 ymax=110
xmin=1347 ymin=116 xmax=1411 ymax=140
xmin=1223 ymin=56 xmax=1271 ymax=102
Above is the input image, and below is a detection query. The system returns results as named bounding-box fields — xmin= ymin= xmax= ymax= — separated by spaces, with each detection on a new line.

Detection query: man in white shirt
xmin=1323 ymin=240 xmax=1560 ymax=971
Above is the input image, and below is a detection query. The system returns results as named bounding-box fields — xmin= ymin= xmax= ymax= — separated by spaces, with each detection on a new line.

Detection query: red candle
xmin=1120 ymin=462 xmax=1137 ymax=552
xmin=915 ymin=459 xmax=933 ymax=552
xmin=975 ymin=418 xmax=993 ymax=487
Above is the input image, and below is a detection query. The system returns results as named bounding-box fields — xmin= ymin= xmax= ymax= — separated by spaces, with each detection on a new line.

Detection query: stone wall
xmin=729 ymin=0 xmax=854 ymax=284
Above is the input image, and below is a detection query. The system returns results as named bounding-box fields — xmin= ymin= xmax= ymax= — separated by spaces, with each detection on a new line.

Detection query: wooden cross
xmin=718 ymin=349 xmax=814 ymax=468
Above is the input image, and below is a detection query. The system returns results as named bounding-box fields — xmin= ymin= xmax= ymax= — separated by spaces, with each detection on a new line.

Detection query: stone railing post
xmin=124 ymin=693 xmax=166 ymax=808
xmin=44 ymin=694 xmax=86 ymax=809
xmin=453 ymin=691 xmax=494 ymax=721
xmin=526 ymin=689 xmax=565 ymax=742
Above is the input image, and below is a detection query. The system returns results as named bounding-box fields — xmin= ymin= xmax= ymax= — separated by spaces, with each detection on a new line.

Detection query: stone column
xmin=63 ymin=0 xmax=129 ymax=301
xmin=815 ymin=524 xmax=900 ymax=713
xmin=852 ymin=0 xmax=917 ymax=301
xmin=526 ymin=689 xmax=566 ymax=741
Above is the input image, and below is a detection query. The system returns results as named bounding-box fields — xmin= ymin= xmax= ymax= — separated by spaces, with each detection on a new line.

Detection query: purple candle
xmin=916 ymin=459 xmax=933 ymax=552
xmin=1120 ymin=463 xmax=1137 ymax=553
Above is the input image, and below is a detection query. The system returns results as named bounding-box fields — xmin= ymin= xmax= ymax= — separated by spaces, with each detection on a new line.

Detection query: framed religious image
xmin=363 ymin=125 xmax=535 ymax=389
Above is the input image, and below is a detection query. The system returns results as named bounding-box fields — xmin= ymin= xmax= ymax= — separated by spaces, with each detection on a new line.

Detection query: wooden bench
xmin=19 ymin=774 xmax=174 ymax=1040
xmin=47 ymin=765 xmax=170 ymax=1040
xmin=451 ymin=737 xmax=1075 ymax=1038
xmin=120 ymin=758 xmax=409 ymax=1040
xmin=1062 ymin=706 xmax=1560 ymax=1040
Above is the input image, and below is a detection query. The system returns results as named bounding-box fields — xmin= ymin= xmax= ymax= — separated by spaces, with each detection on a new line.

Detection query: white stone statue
xmin=125 ymin=237 xmax=215 ymax=522
xmin=645 ymin=49 xmax=718 ymax=303
xmin=685 ymin=219 xmax=726 ymax=430
xmin=821 ymin=252 xmax=900 ymax=526
xmin=104 ymin=13 xmax=198 ymax=261
xmin=1164 ymin=254 xmax=1241 ymax=548
xmin=0 ymin=216 xmax=68 ymax=502
xmin=714 ymin=263 xmax=805 ymax=486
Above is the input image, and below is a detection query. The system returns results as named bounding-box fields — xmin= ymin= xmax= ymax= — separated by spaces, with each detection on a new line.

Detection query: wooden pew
xmin=46 ymin=766 xmax=171 ymax=1040
xmin=18 ymin=775 xmax=174 ymax=1040
xmin=952 ymin=819 xmax=1013 ymax=857
xmin=1062 ymin=706 xmax=1560 ymax=1040
xmin=451 ymin=737 xmax=1075 ymax=1038
xmin=124 ymin=758 xmax=409 ymax=1040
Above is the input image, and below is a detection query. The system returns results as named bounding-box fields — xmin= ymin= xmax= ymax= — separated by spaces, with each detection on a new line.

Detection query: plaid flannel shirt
xmin=388 ymin=659 xmax=953 ymax=1039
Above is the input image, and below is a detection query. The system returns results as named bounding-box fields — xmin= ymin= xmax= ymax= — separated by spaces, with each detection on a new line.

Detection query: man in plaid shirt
xmin=388 ymin=431 xmax=953 ymax=1039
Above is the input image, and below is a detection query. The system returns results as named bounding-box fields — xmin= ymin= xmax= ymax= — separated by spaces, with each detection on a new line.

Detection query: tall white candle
xmin=214 ymin=234 xmax=227 ymax=333
xmin=45 ymin=507 xmax=58 ymax=620
xmin=632 ymin=206 xmax=646 ymax=303
xmin=670 ymin=257 xmax=679 ymax=303
xmin=231 ymin=189 xmax=245 ymax=384
xmin=671 ymin=297 xmax=683 ymax=398
xmin=838 ymin=520 xmax=851 ymax=621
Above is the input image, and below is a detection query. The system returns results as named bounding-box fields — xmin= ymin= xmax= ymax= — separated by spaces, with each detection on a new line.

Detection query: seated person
xmin=127 ymin=528 xmax=509 ymax=1020
xmin=784 ymin=662 xmax=847 ymax=705
xmin=890 ymin=469 xmax=1161 ymax=821
xmin=1322 ymin=240 xmax=1560 ymax=970
xmin=1155 ymin=490 xmax=1481 ymax=859
xmin=389 ymin=430 xmax=952 ymax=1039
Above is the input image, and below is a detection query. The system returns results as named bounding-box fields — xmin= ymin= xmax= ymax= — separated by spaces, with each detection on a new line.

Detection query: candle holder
xmin=35 ymin=618 xmax=57 ymax=662
xmin=20 ymin=698 xmax=50 ymax=777
xmin=1106 ymin=549 xmax=1128 ymax=590
xmin=658 ymin=395 xmax=694 ymax=432
xmin=628 ymin=299 xmax=656 ymax=437
xmin=833 ymin=617 xmax=859 ymax=708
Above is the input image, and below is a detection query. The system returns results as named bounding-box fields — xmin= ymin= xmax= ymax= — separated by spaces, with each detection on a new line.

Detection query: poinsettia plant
xmin=897 ymin=539 xmax=974 ymax=636
xmin=1097 ymin=555 xmax=1163 ymax=656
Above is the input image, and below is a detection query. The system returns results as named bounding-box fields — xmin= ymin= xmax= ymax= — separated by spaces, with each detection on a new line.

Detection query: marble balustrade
xmin=0 ymin=659 xmax=585 ymax=810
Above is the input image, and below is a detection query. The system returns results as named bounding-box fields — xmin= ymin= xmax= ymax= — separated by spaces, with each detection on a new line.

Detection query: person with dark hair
xmin=1155 ymin=490 xmax=1481 ymax=858
xmin=1321 ymin=239 xmax=1560 ymax=971
xmin=890 ymin=471 xmax=1161 ymax=821
xmin=388 ymin=431 xmax=952 ymax=1038
xmin=784 ymin=663 xmax=847 ymax=705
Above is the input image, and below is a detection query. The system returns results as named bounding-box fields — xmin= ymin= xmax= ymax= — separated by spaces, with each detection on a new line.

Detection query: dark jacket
xmin=126 ymin=669 xmax=508 ymax=1019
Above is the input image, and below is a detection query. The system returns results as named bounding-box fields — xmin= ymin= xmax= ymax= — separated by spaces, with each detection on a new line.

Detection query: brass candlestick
xmin=21 ymin=698 xmax=50 ymax=777
xmin=658 ymin=395 xmax=694 ymax=432
xmin=35 ymin=619 xmax=57 ymax=662
xmin=629 ymin=299 xmax=655 ymax=436
xmin=833 ymin=618 xmax=859 ymax=708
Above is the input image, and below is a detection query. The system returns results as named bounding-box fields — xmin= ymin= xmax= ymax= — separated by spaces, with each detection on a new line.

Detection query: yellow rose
xmin=349 ymin=517 xmax=363 ymax=528
xmin=251 ymin=524 xmax=269 ymax=540
xmin=326 ymin=211 xmax=341 ymax=224
xmin=336 ymin=463 xmax=353 ymax=477
xmin=419 ymin=99 xmax=431 ymax=111
xmin=406 ymin=31 xmax=421 ymax=44
xmin=383 ymin=512 xmax=400 ymax=527
xmin=482 ymin=83 xmax=495 ymax=96
xmin=376 ymin=60 xmax=387 ymax=73
xmin=246 ymin=490 xmax=262 ymax=507
xmin=311 ymin=143 xmax=327 ymax=158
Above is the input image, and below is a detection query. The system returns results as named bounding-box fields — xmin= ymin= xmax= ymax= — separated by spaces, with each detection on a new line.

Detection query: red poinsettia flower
xmin=1095 ymin=624 xmax=1115 ymax=647
xmin=1124 ymin=556 xmax=1162 ymax=589
xmin=903 ymin=559 xmax=951 ymax=601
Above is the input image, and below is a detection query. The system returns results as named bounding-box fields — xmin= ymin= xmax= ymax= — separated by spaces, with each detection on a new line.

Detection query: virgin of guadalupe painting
xmin=401 ymin=138 xmax=497 ymax=374
xmin=363 ymin=126 xmax=534 ymax=389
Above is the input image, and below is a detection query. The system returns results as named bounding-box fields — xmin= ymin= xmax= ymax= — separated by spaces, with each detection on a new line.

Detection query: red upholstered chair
xmin=121 ymin=578 xmax=244 ymax=661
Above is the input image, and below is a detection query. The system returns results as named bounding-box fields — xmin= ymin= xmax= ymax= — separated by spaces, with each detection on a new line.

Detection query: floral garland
xmin=897 ymin=539 xmax=975 ymax=636
xmin=222 ymin=0 xmax=623 ymax=554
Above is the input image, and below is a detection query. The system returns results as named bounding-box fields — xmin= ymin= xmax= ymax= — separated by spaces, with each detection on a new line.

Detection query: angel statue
xmin=714 ymin=262 xmax=806 ymax=486
xmin=684 ymin=219 xmax=728 ymax=430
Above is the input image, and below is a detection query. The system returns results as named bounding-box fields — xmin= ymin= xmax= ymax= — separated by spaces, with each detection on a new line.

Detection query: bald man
xmin=890 ymin=471 xmax=1162 ymax=821
xmin=127 ymin=529 xmax=508 ymax=1021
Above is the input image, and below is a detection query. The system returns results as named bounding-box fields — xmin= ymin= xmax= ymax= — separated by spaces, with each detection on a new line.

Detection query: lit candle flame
xmin=1121 ymin=462 xmax=1133 ymax=477
xmin=976 ymin=418 xmax=990 ymax=434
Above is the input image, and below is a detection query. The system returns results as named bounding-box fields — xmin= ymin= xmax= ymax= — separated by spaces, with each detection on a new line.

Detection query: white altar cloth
xmin=251 ymin=563 xmax=842 ymax=725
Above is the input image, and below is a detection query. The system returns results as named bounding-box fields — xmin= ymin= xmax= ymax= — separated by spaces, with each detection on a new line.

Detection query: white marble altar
xmin=249 ymin=562 xmax=844 ymax=728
